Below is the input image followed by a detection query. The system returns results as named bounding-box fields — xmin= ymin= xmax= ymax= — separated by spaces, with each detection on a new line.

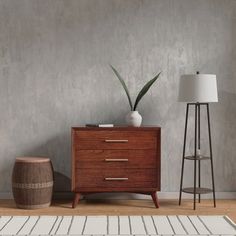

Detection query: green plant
xmin=110 ymin=65 xmax=161 ymax=111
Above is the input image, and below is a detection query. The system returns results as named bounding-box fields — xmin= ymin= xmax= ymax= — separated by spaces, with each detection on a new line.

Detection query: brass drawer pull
xmin=105 ymin=139 xmax=128 ymax=143
xmin=105 ymin=177 xmax=128 ymax=181
xmin=105 ymin=159 xmax=129 ymax=162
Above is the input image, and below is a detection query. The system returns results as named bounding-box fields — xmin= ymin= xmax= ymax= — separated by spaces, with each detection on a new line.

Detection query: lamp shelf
xmin=182 ymin=187 xmax=213 ymax=194
xmin=184 ymin=155 xmax=210 ymax=161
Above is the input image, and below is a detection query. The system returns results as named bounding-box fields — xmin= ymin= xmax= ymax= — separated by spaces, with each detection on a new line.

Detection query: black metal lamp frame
xmin=179 ymin=103 xmax=216 ymax=210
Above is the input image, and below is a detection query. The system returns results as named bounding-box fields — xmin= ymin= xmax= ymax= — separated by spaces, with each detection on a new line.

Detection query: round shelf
xmin=182 ymin=187 xmax=213 ymax=194
xmin=185 ymin=155 xmax=210 ymax=160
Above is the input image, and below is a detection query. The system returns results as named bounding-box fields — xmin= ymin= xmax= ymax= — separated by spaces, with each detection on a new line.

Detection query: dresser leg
xmin=151 ymin=192 xmax=159 ymax=208
xmin=72 ymin=193 xmax=80 ymax=208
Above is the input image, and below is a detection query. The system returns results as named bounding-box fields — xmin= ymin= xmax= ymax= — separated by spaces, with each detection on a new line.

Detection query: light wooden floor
xmin=0 ymin=199 xmax=235 ymax=223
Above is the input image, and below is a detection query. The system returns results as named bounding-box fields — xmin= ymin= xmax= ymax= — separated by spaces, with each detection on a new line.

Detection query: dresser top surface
xmin=72 ymin=126 xmax=161 ymax=131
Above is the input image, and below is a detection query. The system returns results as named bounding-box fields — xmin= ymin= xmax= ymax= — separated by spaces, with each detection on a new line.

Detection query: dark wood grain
xmin=74 ymin=188 xmax=159 ymax=193
xmin=72 ymin=126 xmax=161 ymax=131
xmin=71 ymin=127 xmax=161 ymax=208
xmin=72 ymin=193 xmax=80 ymax=208
xmin=151 ymin=192 xmax=160 ymax=208
xmin=74 ymin=131 xmax=157 ymax=150
xmin=74 ymin=149 xmax=157 ymax=169
xmin=75 ymin=168 xmax=157 ymax=188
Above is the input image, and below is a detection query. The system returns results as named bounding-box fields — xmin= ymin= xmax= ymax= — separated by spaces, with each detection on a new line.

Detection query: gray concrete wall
xmin=0 ymin=0 xmax=235 ymax=197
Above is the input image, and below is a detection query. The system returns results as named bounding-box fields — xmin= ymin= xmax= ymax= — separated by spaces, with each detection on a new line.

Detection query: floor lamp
xmin=178 ymin=72 xmax=218 ymax=210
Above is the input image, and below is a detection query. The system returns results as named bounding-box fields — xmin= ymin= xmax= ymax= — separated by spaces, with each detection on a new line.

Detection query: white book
xmin=98 ymin=124 xmax=114 ymax=127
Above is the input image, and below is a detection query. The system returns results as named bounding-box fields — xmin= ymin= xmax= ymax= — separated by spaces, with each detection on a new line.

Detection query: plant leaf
xmin=133 ymin=71 xmax=161 ymax=111
xmin=110 ymin=65 xmax=133 ymax=110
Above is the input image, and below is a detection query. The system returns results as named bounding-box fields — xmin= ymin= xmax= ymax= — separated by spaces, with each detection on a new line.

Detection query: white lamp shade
xmin=178 ymin=74 xmax=218 ymax=103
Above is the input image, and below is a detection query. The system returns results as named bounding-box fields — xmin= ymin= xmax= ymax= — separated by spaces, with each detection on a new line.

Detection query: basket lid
xmin=15 ymin=157 xmax=50 ymax=163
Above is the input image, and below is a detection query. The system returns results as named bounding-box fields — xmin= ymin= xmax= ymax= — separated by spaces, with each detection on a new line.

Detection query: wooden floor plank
xmin=0 ymin=199 xmax=235 ymax=224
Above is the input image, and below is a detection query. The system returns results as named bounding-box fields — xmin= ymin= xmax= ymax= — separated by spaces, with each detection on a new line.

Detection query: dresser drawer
xmin=74 ymin=131 xmax=157 ymax=150
xmin=74 ymin=149 xmax=156 ymax=168
xmin=75 ymin=169 xmax=157 ymax=188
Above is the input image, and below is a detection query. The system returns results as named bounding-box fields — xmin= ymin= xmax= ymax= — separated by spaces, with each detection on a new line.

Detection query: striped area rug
xmin=0 ymin=215 xmax=235 ymax=235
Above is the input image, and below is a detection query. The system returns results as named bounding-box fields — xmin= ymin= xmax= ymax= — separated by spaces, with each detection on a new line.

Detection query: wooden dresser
xmin=71 ymin=127 xmax=161 ymax=208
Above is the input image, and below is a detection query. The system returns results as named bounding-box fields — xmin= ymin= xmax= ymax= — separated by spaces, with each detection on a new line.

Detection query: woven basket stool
xmin=12 ymin=157 xmax=54 ymax=209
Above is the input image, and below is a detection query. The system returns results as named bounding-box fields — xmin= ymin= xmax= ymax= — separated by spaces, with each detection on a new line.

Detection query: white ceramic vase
xmin=126 ymin=111 xmax=142 ymax=127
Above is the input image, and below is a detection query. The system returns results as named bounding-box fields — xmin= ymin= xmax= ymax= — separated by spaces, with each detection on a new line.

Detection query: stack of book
xmin=86 ymin=124 xmax=114 ymax=127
